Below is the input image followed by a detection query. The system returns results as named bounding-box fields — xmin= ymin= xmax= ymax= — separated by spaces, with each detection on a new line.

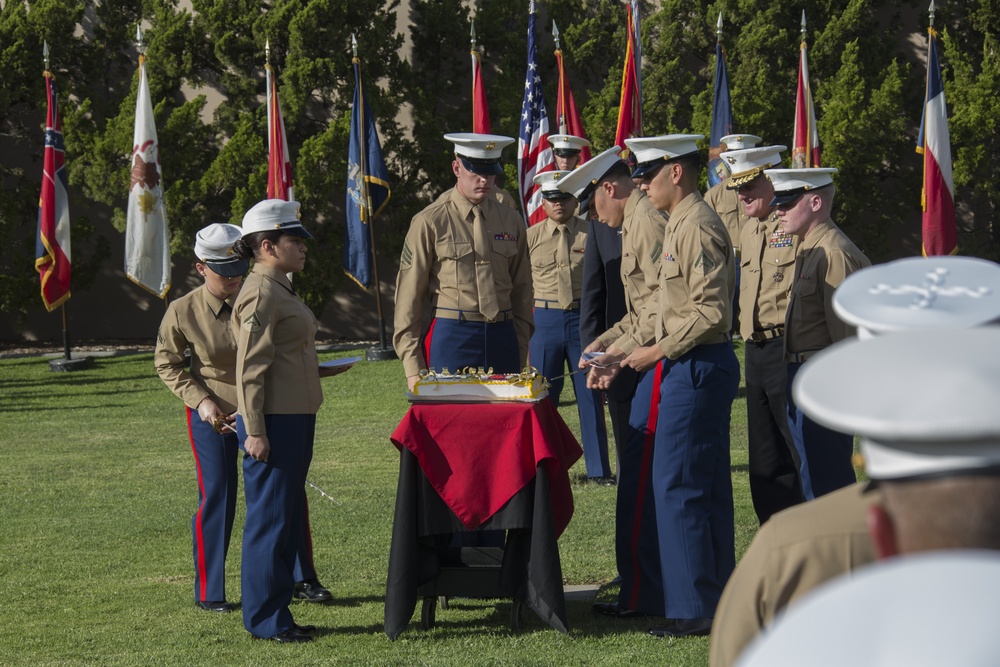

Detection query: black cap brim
xmin=541 ymin=190 xmax=574 ymax=202
xmin=631 ymin=160 xmax=666 ymax=179
xmin=276 ymin=222 xmax=315 ymax=240
xmin=768 ymin=191 xmax=804 ymax=207
xmin=459 ymin=156 xmax=503 ymax=176
xmin=205 ymin=258 xmax=251 ymax=277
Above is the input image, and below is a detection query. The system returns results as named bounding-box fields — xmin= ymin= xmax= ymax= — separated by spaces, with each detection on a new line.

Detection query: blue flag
xmin=345 ymin=58 xmax=391 ymax=290
xmin=708 ymin=43 xmax=733 ymax=188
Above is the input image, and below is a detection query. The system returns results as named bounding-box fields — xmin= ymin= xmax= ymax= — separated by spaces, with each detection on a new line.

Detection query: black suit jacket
xmin=580 ymin=219 xmax=640 ymax=402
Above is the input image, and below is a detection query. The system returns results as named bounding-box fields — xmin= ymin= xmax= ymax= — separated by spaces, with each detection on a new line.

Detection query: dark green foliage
xmin=2 ymin=0 xmax=997 ymax=321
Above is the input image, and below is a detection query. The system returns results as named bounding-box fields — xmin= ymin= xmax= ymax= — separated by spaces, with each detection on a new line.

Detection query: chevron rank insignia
xmin=243 ymin=311 xmax=262 ymax=333
xmin=695 ymin=249 xmax=717 ymax=272
xmin=400 ymin=240 xmax=413 ymax=269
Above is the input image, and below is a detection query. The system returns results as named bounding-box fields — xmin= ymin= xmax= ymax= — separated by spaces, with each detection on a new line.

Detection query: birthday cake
xmin=409 ymin=368 xmax=549 ymax=403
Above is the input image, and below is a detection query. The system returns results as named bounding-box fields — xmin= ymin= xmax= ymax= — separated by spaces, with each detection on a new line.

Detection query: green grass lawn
xmin=0 ymin=343 xmax=759 ymax=666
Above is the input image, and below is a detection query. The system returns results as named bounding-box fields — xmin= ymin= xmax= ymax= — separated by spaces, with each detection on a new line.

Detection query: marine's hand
xmin=623 ymin=345 xmax=666 ymax=372
xmin=244 ymin=435 xmax=270 ymax=463
xmin=407 ymin=375 xmax=419 ymax=393
xmin=197 ymin=398 xmax=224 ymax=425
xmin=580 ymin=340 xmax=607 ymax=368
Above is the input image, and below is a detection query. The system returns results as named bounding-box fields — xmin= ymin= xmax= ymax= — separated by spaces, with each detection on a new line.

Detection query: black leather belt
xmin=433 ymin=308 xmax=513 ymax=323
xmin=748 ymin=326 xmax=784 ymax=342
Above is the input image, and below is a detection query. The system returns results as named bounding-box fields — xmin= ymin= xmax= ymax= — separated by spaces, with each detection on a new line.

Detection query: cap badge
xmin=485 ymin=141 xmax=496 ymax=151
xmin=869 ymin=267 xmax=992 ymax=309
xmin=725 ymin=155 xmax=737 ymax=164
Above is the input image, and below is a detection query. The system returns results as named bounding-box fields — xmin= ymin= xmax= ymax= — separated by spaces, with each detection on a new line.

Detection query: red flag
xmin=266 ymin=61 xmax=294 ymax=201
xmin=35 ymin=73 xmax=71 ymax=311
xmin=554 ymin=47 xmax=591 ymax=164
xmin=614 ymin=0 xmax=642 ymax=156
xmin=916 ymin=26 xmax=956 ymax=256
xmin=791 ymin=15 xmax=821 ymax=168
xmin=471 ymin=48 xmax=491 ymax=133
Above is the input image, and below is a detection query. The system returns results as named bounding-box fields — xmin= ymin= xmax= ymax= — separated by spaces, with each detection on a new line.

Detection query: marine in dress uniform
xmin=560 ymin=147 xmax=669 ymax=618
xmin=548 ymin=133 xmax=591 ymax=171
xmin=766 ymin=168 xmax=871 ymax=500
xmin=721 ymin=144 xmax=804 ymax=523
xmin=736 ymin=328 xmax=1000 ymax=667
xmin=527 ymin=171 xmax=612 ymax=481
xmin=233 ymin=200 xmax=328 ymax=643
xmin=619 ymin=135 xmax=739 ymax=638
xmin=705 ymin=134 xmax=760 ymax=333
xmin=155 ymin=223 xmax=249 ymax=613
xmin=711 ymin=258 xmax=1000 ymax=667
xmin=393 ymin=133 xmax=534 ymax=389
xmin=580 ymin=211 xmax=637 ymax=469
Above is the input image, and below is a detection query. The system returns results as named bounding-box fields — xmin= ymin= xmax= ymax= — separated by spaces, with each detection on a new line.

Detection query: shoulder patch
xmin=242 ymin=311 xmax=262 ymax=333
xmin=156 ymin=328 xmax=163 ymax=345
xmin=650 ymin=241 xmax=663 ymax=263
xmin=400 ymin=240 xmax=413 ymax=269
xmin=694 ymin=249 xmax=717 ymax=273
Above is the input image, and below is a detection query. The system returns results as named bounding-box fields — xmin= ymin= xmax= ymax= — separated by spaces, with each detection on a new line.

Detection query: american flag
xmin=516 ymin=0 xmax=553 ymax=227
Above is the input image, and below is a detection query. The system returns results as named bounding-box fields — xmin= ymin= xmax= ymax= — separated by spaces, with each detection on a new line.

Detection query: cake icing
xmin=410 ymin=368 xmax=549 ymax=402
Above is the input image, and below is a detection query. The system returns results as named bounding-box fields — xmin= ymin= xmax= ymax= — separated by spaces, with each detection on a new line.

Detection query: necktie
xmin=472 ymin=205 xmax=499 ymax=320
xmin=556 ymin=225 xmax=574 ymax=309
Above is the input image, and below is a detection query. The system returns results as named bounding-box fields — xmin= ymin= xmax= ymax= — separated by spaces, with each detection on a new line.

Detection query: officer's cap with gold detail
xmin=833 ymin=256 xmax=1000 ymax=339
xmin=765 ymin=167 xmax=838 ymax=206
xmin=792 ymin=328 xmax=1000 ymax=482
xmin=533 ymin=171 xmax=574 ymax=201
xmin=548 ymin=134 xmax=591 ymax=156
xmin=555 ymin=146 xmax=624 ymax=213
xmin=445 ymin=132 xmax=515 ymax=176
xmin=195 ymin=223 xmax=250 ymax=277
xmin=242 ymin=199 xmax=314 ymax=240
xmin=625 ymin=134 xmax=704 ymax=179
xmin=721 ymin=145 xmax=787 ymax=190
xmin=720 ymin=134 xmax=762 ymax=150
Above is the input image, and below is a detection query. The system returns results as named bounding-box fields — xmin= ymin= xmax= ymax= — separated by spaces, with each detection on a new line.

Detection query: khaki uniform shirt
xmin=784 ymin=219 xmax=871 ymax=354
xmin=656 ymin=191 xmax=735 ymax=360
xmin=155 ymin=284 xmax=238 ymax=414
xmin=596 ymin=189 xmax=669 ymax=354
xmin=393 ymin=187 xmax=534 ymax=378
xmin=738 ymin=214 xmax=798 ymax=340
xmin=709 ymin=484 xmax=879 ymax=667
xmin=527 ymin=215 xmax=588 ymax=303
xmin=704 ymin=178 xmax=746 ymax=258
xmin=494 ymin=187 xmax=519 ymax=210
xmin=233 ymin=264 xmax=323 ymax=436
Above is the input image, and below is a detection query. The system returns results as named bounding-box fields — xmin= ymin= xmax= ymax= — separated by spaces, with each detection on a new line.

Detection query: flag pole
xmin=41 ymin=41 xmax=91 ymax=372
xmin=352 ymin=35 xmax=395 ymax=362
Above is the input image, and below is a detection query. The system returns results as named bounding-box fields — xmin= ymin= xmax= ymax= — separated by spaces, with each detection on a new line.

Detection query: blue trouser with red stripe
xmin=529 ymin=307 xmax=611 ymax=478
xmin=615 ymin=364 xmax=665 ymax=615
xmin=186 ymin=407 xmax=239 ymax=603
xmin=237 ymin=414 xmax=315 ymax=639
xmin=424 ymin=317 xmax=520 ymax=374
xmin=654 ymin=342 xmax=738 ymax=620
xmin=786 ymin=361 xmax=857 ymax=500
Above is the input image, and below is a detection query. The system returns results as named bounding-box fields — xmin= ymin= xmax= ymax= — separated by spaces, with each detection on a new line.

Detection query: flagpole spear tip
xmin=928 ymin=0 xmax=936 ymax=28
xmin=351 ymin=33 xmax=358 ymax=58
xmin=470 ymin=21 xmax=476 ymax=49
xmin=265 ymin=38 xmax=270 ymax=62
xmin=717 ymin=12 xmax=723 ymax=43
xmin=552 ymin=20 xmax=560 ymax=50
xmin=136 ymin=23 xmax=146 ymax=55
xmin=43 ymin=40 xmax=49 ymax=71
xmin=800 ymin=10 xmax=807 ymax=36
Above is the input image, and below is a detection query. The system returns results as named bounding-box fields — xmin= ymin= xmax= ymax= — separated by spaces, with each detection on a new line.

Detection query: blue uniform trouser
xmin=616 ymin=365 xmax=665 ymax=615
xmin=529 ymin=307 xmax=611 ymax=478
xmin=237 ymin=414 xmax=315 ymax=638
xmin=186 ymin=408 xmax=239 ymax=603
xmin=786 ymin=362 xmax=857 ymax=500
xmin=654 ymin=342 xmax=738 ymax=620
xmin=425 ymin=317 xmax=520 ymax=374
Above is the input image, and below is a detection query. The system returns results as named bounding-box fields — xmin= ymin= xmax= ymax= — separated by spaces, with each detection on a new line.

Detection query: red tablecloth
xmin=390 ymin=400 xmax=583 ymax=535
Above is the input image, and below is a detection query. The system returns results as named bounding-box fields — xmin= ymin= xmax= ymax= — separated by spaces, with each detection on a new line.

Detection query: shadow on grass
xmin=0 ymin=402 xmax=133 ymax=413
xmin=2 ymin=373 xmax=157 ymax=389
xmin=730 ymin=463 xmax=749 ymax=472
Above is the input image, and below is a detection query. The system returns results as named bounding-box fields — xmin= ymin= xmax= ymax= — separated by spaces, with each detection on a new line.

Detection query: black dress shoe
xmin=589 ymin=476 xmax=618 ymax=486
xmin=648 ymin=618 xmax=713 ymax=638
xmin=294 ymin=578 xmax=332 ymax=603
xmin=195 ymin=600 xmax=237 ymax=613
xmin=254 ymin=628 xmax=314 ymax=643
xmin=592 ymin=602 xmax=648 ymax=619
xmin=293 ymin=624 xmax=317 ymax=634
